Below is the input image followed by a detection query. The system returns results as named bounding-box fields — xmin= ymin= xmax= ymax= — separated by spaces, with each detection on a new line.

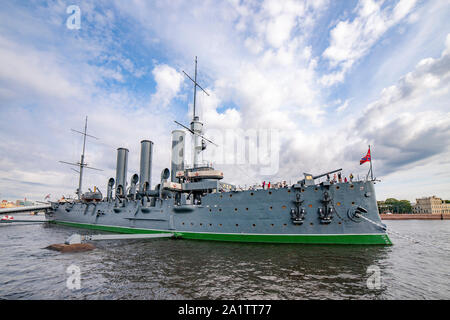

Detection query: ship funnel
xmin=115 ymin=148 xmax=129 ymax=198
xmin=139 ymin=140 xmax=153 ymax=194
xmin=171 ymin=130 xmax=185 ymax=182
xmin=107 ymin=178 xmax=115 ymax=201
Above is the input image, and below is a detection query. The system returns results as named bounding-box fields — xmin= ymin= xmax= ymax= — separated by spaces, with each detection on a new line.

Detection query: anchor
xmin=319 ymin=191 xmax=334 ymax=224
xmin=291 ymin=193 xmax=306 ymax=224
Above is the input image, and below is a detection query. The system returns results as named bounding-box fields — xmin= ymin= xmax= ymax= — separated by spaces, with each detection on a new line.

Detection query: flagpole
xmin=369 ymin=145 xmax=374 ymax=181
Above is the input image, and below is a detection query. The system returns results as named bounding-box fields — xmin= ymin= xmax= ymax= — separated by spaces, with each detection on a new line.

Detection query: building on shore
xmin=15 ymin=199 xmax=35 ymax=206
xmin=1 ymin=199 xmax=35 ymax=208
xmin=1 ymin=200 xmax=16 ymax=208
xmin=412 ymin=196 xmax=450 ymax=214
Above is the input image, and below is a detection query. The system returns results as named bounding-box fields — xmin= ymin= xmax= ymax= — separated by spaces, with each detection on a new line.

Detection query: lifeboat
xmin=186 ymin=170 xmax=223 ymax=180
xmin=82 ymin=191 xmax=103 ymax=202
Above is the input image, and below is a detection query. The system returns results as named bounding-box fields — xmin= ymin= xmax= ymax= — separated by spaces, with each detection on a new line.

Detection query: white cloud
xmin=322 ymin=0 xmax=418 ymax=85
xmin=150 ymin=64 xmax=184 ymax=108
xmin=0 ymin=0 xmax=449 ymax=203
xmin=336 ymin=99 xmax=350 ymax=112
xmin=0 ymin=35 xmax=82 ymax=101
xmin=347 ymin=33 xmax=450 ymax=181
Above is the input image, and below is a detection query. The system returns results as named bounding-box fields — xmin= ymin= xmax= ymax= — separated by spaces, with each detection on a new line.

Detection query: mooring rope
xmin=356 ymin=213 xmax=450 ymax=253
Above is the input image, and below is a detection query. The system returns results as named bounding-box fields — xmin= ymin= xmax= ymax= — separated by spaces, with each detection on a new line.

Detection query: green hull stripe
xmin=51 ymin=221 xmax=392 ymax=245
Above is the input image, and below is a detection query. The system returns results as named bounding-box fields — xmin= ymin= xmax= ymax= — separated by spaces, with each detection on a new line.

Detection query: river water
xmin=0 ymin=219 xmax=449 ymax=299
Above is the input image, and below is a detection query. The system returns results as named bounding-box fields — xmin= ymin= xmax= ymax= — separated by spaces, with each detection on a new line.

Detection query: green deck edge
xmin=50 ymin=220 xmax=392 ymax=245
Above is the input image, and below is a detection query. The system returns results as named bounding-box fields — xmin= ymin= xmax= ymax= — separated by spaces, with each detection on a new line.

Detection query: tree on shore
xmin=378 ymin=198 xmax=412 ymax=214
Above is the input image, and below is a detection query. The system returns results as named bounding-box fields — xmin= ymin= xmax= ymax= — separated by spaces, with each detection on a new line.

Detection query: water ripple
xmin=0 ymin=221 xmax=449 ymax=299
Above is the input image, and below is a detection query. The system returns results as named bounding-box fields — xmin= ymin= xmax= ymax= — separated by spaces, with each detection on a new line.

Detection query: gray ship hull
xmin=46 ymin=180 xmax=392 ymax=245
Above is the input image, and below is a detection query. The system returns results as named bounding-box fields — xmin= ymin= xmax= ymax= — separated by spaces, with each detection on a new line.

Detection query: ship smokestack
xmin=115 ymin=148 xmax=129 ymax=198
xmin=171 ymin=130 xmax=185 ymax=182
xmin=139 ymin=140 xmax=153 ymax=194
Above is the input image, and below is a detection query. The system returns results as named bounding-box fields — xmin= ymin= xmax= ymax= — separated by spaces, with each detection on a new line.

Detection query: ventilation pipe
xmin=128 ymin=174 xmax=139 ymax=199
xmin=107 ymin=178 xmax=115 ymax=201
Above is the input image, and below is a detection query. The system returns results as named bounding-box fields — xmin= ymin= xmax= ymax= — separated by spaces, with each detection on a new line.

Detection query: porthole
xmin=271 ymin=224 xmax=274 ymax=227
xmin=252 ymin=224 xmax=256 ymax=227
xmin=250 ymin=192 xmax=254 ymax=196
xmin=301 ymin=189 xmax=305 ymax=192
xmin=236 ymin=224 xmax=239 ymax=227
xmin=190 ymin=222 xmax=194 ymax=226
xmin=234 ymin=208 xmax=238 ymax=211
xmin=283 ymin=224 xmax=287 ymax=227
xmin=269 ymin=206 xmax=273 ymax=210
xmin=282 ymin=205 xmax=286 ymax=209
xmin=337 ymin=202 xmax=341 ymax=206
xmin=287 ymin=190 xmax=291 ymax=193
xmin=229 ymin=194 xmax=233 ymax=198
xmin=314 ymin=187 xmax=318 ymax=191
xmin=219 ymin=224 xmax=222 ymax=227
xmin=246 ymin=208 xmax=249 ymax=211
xmin=219 ymin=208 xmax=222 ymax=212
xmin=200 ymin=223 xmax=203 ymax=226
xmin=338 ymin=222 xmax=342 ymax=225
xmin=336 ymin=186 xmax=340 ymax=190
xmin=182 ymin=222 xmax=185 ymax=225
xmin=209 ymin=209 xmax=212 ymax=212
xmin=352 ymin=201 xmax=355 ymax=205
xmin=220 ymin=195 xmax=223 ymax=198
xmin=308 ymin=204 xmax=312 ymax=208
xmin=209 ymin=224 xmax=212 ymax=226
xmin=310 ymin=222 xmax=314 ymax=226
xmin=350 ymin=185 xmax=354 ymax=189
xmin=269 ymin=191 xmax=272 ymax=195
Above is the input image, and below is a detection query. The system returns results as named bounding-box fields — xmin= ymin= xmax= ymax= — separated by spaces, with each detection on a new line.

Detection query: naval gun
xmin=298 ymin=168 xmax=342 ymax=187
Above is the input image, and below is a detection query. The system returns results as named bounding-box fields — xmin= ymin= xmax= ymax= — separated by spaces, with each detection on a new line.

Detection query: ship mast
xmin=60 ymin=116 xmax=102 ymax=199
xmin=181 ymin=57 xmax=212 ymax=168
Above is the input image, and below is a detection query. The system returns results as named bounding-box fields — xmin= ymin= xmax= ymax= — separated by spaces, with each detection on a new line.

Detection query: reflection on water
xmin=0 ymin=220 xmax=449 ymax=299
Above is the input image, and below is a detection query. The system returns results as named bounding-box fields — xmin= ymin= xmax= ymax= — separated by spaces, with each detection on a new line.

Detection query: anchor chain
xmin=356 ymin=213 xmax=450 ymax=253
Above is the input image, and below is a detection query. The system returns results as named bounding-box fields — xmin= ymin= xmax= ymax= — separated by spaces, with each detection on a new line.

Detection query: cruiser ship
xmin=46 ymin=58 xmax=392 ymax=245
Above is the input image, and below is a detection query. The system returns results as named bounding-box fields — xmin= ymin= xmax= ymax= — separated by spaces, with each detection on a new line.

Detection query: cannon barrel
xmin=312 ymin=168 xmax=342 ymax=180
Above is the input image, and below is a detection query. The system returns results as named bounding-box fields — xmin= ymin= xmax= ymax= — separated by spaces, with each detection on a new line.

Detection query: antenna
xmin=182 ymin=56 xmax=209 ymax=120
xmin=59 ymin=116 xmax=103 ymax=200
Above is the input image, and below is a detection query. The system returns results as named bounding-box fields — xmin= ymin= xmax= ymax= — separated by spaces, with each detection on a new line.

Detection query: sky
xmin=0 ymin=0 xmax=449 ymax=203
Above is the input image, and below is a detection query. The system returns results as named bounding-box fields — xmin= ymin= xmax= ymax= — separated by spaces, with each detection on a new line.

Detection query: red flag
xmin=360 ymin=148 xmax=371 ymax=165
